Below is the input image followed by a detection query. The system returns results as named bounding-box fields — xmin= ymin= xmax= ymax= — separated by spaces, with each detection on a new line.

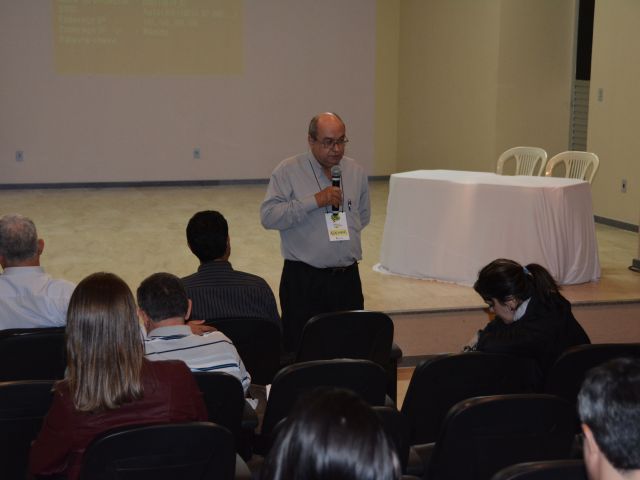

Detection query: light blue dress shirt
xmin=260 ymin=151 xmax=370 ymax=268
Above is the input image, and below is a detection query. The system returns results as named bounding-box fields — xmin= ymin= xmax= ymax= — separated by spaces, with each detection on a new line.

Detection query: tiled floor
xmin=2 ymin=181 xmax=639 ymax=313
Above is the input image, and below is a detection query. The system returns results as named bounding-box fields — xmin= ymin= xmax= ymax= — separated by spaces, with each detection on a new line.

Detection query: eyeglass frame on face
xmin=312 ymin=136 xmax=349 ymax=149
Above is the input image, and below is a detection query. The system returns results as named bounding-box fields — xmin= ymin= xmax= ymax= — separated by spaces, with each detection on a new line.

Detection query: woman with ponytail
xmin=469 ymin=258 xmax=590 ymax=378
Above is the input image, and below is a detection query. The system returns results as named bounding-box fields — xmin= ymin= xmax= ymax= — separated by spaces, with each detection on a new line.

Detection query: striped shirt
xmin=182 ymin=261 xmax=280 ymax=326
xmin=144 ymin=325 xmax=251 ymax=393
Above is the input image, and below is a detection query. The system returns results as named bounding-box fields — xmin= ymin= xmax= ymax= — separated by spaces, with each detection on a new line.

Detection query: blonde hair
xmin=64 ymin=272 xmax=144 ymax=412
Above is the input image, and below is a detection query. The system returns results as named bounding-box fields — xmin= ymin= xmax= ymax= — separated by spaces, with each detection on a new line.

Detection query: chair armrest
xmin=408 ymin=443 xmax=435 ymax=479
xmin=241 ymin=400 xmax=259 ymax=431
xmin=391 ymin=342 xmax=403 ymax=361
xmin=404 ymin=446 xmax=426 ymax=477
xmin=234 ymin=453 xmax=252 ymax=480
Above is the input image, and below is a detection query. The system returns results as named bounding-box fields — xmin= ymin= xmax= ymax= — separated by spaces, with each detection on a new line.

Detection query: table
xmin=376 ymin=170 xmax=600 ymax=285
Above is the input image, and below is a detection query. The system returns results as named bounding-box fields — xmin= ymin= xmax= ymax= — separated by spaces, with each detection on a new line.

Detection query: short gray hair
xmin=0 ymin=214 xmax=39 ymax=262
xmin=578 ymin=357 xmax=640 ymax=472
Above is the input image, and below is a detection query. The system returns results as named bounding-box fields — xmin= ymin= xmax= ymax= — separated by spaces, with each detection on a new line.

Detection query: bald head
xmin=307 ymin=112 xmax=347 ymax=172
xmin=308 ymin=112 xmax=345 ymax=140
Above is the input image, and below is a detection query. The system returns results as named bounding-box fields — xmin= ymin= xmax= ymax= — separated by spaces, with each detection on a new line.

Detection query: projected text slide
xmin=53 ymin=0 xmax=243 ymax=75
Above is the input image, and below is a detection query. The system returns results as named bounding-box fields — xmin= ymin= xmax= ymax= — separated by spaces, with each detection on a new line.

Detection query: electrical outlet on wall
xmin=15 ymin=150 xmax=24 ymax=162
xmin=193 ymin=148 xmax=201 ymax=160
xmin=621 ymin=178 xmax=627 ymax=193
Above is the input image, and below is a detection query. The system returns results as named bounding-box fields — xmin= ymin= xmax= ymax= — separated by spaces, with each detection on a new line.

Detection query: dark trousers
xmin=279 ymin=260 xmax=364 ymax=352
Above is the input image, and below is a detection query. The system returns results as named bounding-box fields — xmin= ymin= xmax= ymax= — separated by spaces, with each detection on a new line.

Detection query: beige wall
xmin=374 ymin=0 xmax=400 ymax=175
xmin=588 ymin=1 xmax=640 ymax=225
xmin=0 ymin=1 xmax=377 ymax=184
xmin=397 ymin=0 xmax=501 ymax=172
xmin=396 ymin=0 xmax=576 ymax=174
xmin=494 ymin=0 xmax=576 ymax=158
xmin=3 ymin=0 xmax=639 ymax=228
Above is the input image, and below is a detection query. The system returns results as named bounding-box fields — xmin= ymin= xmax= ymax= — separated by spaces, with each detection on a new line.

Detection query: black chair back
xmin=545 ymin=343 xmax=640 ymax=405
xmin=373 ymin=406 xmax=410 ymax=473
xmin=0 ymin=328 xmax=66 ymax=381
xmin=426 ymin=394 xmax=576 ymax=480
xmin=206 ymin=318 xmax=281 ymax=385
xmin=79 ymin=422 xmax=235 ymax=480
xmin=193 ymin=372 xmax=257 ymax=461
xmin=296 ymin=310 xmax=393 ymax=367
xmin=401 ymin=352 xmax=538 ymax=444
xmin=261 ymin=359 xmax=387 ymax=440
xmin=192 ymin=371 xmax=244 ymax=438
xmin=295 ymin=310 xmax=398 ymax=400
xmin=491 ymin=459 xmax=587 ymax=480
xmin=0 ymin=326 xmax=65 ymax=338
xmin=0 ymin=380 xmax=55 ymax=480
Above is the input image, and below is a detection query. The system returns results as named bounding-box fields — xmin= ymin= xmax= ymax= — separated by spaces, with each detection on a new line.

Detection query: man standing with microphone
xmin=261 ymin=112 xmax=371 ymax=352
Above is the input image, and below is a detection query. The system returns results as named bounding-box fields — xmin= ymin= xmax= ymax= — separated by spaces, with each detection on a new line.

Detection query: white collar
xmin=513 ymin=297 xmax=531 ymax=322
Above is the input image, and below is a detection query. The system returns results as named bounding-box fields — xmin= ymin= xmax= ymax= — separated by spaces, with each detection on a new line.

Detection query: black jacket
xmin=476 ymin=294 xmax=590 ymax=377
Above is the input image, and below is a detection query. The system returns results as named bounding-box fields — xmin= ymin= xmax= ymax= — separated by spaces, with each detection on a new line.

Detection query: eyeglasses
xmin=314 ymin=137 xmax=349 ymax=149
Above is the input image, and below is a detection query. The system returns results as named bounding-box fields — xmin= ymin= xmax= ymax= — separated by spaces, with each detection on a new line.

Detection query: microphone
xmin=331 ymin=165 xmax=341 ymax=212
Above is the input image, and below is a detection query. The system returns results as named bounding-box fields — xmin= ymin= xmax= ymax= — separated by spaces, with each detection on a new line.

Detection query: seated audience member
xmin=182 ymin=210 xmax=280 ymax=325
xmin=0 ymin=213 xmax=75 ymax=329
xmin=467 ymin=258 xmax=590 ymax=377
xmin=578 ymin=357 xmax=640 ymax=480
xmin=260 ymin=388 xmax=401 ymax=480
xmin=139 ymin=272 xmax=251 ymax=393
xmin=29 ymin=272 xmax=207 ymax=480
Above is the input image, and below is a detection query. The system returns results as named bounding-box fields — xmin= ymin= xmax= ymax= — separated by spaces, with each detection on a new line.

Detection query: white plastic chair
xmin=544 ymin=151 xmax=599 ymax=183
xmin=496 ymin=147 xmax=548 ymax=176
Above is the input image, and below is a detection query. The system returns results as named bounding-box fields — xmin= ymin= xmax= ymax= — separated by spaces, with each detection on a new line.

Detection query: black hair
xmin=186 ymin=210 xmax=228 ymax=263
xmin=136 ymin=272 xmax=189 ymax=322
xmin=578 ymin=357 xmax=640 ymax=472
xmin=260 ymin=388 xmax=400 ymax=480
xmin=473 ymin=258 xmax=561 ymax=307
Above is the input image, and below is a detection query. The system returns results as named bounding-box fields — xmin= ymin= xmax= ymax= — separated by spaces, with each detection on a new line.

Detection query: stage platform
xmin=2 ymin=181 xmax=639 ymax=360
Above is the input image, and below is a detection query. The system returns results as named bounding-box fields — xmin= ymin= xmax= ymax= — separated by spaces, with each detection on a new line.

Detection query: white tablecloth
xmin=377 ymin=170 xmax=600 ymax=285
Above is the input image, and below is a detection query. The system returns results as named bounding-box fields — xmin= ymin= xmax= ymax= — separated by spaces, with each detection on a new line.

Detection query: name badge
xmin=325 ymin=212 xmax=350 ymax=242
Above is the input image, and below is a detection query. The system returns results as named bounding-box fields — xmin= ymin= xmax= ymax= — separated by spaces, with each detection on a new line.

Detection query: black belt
xmin=286 ymin=260 xmax=357 ymax=275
